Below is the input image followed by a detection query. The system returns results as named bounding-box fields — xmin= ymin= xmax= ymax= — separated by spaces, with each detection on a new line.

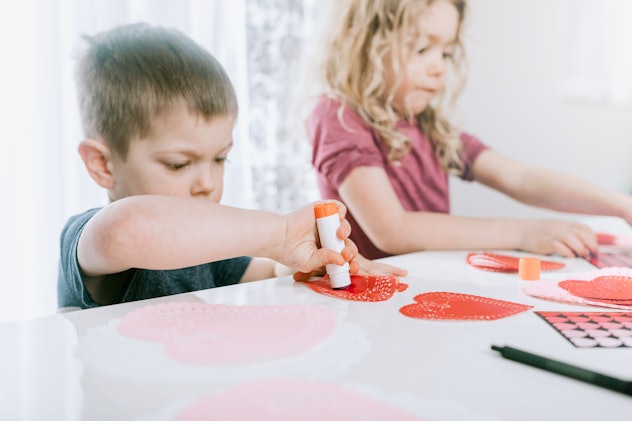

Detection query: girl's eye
xmin=443 ymin=51 xmax=454 ymax=60
xmin=165 ymin=162 xmax=190 ymax=171
xmin=214 ymin=156 xmax=230 ymax=164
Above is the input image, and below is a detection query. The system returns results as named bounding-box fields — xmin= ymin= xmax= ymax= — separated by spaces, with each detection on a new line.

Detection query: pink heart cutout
xmin=118 ymin=302 xmax=336 ymax=365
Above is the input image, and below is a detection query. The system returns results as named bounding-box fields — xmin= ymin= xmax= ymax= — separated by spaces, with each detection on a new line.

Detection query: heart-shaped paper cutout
xmin=117 ymin=302 xmax=336 ymax=365
xmin=559 ymin=276 xmax=632 ymax=302
xmin=305 ymin=275 xmax=408 ymax=302
xmin=596 ymin=232 xmax=632 ymax=248
xmin=597 ymin=232 xmax=617 ymax=246
xmin=178 ymin=378 xmax=424 ymax=421
xmin=523 ymin=267 xmax=632 ymax=310
xmin=399 ymin=292 xmax=533 ymax=320
xmin=466 ymin=252 xmax=565 ymax=272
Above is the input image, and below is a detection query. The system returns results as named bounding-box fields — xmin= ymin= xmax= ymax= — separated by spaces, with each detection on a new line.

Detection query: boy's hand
xmin=279 ymin=201 xmax=358 ymax=277
xmin=350 ymin=253 xmax=407 ymax=277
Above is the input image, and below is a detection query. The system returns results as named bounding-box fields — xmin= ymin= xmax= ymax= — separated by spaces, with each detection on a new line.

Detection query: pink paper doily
xmin=177 ymin=378 xmax=425 ymax=421
xmin=117 ymin=302 xmax=336 ymax=365
xmin=77 ymin=302 xmax=369 ymax=384
xmin=523 ymin=267 xmax=632 ymax=310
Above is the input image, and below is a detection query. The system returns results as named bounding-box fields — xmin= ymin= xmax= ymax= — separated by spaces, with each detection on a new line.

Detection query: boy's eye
xmin=165 ymin=161 xmax=190 ymax=171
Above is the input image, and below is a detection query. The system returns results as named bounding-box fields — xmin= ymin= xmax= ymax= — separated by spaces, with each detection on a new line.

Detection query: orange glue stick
xmin=314 ymin=203 xmax=351 ymax=289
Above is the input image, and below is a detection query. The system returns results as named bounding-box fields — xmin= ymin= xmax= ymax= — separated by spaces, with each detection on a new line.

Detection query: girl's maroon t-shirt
xmin=309 ymin=95 xmax=488 ymax=259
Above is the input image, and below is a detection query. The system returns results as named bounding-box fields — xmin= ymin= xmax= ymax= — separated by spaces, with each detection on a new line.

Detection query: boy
xmin=58 ymin=23 xmax=405 ymax=310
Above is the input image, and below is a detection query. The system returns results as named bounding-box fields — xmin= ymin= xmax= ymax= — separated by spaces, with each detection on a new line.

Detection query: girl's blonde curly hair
xmin=315 ymin=0 xmax=467 ymax=174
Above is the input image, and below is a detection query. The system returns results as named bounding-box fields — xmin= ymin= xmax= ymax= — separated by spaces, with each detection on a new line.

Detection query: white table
xmin=2 ymin=217 xmax=632 ymax=420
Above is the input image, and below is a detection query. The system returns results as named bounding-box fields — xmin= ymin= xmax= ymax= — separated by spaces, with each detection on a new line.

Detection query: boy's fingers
xmin=337 ymin=220 xmax=352 ymax=240
xmin=349 ymin=259 xmax=360 ymax=274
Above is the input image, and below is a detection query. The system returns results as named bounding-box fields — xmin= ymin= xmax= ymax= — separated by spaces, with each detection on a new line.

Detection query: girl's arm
xmin=472 ymin=149 xmax=632 ymax=221
xmin=339 ymin=163 xmax=599 ymax=257
xmin=77 ymin=195 xmax=355 ymax=277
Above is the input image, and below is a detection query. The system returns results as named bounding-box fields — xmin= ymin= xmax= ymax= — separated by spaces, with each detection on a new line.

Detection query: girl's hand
xmin=517 ymin=220 xmax=597 ymax=257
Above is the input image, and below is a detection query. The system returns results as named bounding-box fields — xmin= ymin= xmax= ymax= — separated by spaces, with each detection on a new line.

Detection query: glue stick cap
xmin=314 ymin=202 xmax=338 ymax=219
xmin=519 ymin=257 xmax=541 ymax=281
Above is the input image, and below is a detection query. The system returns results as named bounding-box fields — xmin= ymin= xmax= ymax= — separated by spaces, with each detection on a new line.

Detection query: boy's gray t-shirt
xmin=58 ymin=207 xmax=252 ymax=309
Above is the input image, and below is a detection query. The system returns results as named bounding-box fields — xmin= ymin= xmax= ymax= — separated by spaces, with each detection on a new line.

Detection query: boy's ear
xmin=78 ymin=138 xmax=115 ymax=189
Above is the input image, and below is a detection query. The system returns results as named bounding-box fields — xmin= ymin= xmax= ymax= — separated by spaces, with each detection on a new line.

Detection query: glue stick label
xmin=314 ymin=203 xmax=351 ymax=289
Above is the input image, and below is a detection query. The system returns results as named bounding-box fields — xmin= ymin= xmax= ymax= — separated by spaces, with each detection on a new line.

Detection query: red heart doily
xmin=399 ymin=292 xmax=533 ymax=320
xmin=305 ymin=275 xmax=408 ymax=302
xmin=558 ymin=276 xmax=632 ymax=304
xmin=466 ymin=252 xmax=565 ymax=273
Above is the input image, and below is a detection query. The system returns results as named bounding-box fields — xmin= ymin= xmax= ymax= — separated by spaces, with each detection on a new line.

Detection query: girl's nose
xmin=428 ymin=49 xmax=446 ymax=75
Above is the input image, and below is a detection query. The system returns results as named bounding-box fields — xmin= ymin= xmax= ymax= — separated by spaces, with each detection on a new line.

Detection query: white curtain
xmin=0 ymin=0 xmax=319 ymax=324
xmin=562 ymin=0 xmax=632 ymax=105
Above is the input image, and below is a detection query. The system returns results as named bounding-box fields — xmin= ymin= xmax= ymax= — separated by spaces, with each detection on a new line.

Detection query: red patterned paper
xmin=466 ymin=252 xmax=565 ymax=273
xmin=536 ymin=311 xmax=632 ymax=348
xmin=305 ymin=274 xmax=408 ymax=302
xmin=399 ymin=292 xmax=533 ymax=320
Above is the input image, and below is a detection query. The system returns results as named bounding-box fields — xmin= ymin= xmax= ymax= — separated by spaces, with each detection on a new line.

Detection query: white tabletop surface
xmin=2 ymin=217 xmax=632 ymax=420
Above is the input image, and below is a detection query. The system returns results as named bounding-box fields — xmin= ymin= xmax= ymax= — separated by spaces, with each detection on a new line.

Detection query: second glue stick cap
xmin=519 ymin=257 xmax=541 ymax=281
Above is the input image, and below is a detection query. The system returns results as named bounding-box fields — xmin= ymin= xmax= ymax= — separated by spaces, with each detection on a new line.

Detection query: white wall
xmin=451 ymin=0 xmax=632 ymax=219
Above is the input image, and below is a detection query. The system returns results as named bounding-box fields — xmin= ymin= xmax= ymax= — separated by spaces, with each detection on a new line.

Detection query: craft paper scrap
xmin=536 ymin=311 xmax=632 ymax=348
xmin=466 ymin=252 xmax=565 ymax=273
xmin=399 ymin=292 xmax=533 ymax=320
xmin=304 ymin=274 xmax=408 ymax=302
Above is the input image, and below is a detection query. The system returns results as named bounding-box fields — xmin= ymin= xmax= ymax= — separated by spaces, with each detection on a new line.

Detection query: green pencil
xmin=491 ymin=345 xmax=632 ymax=397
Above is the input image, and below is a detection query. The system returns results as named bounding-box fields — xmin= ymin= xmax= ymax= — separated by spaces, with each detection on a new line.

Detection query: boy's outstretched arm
xmin=77 ymin=195 xmax=356 ymax=278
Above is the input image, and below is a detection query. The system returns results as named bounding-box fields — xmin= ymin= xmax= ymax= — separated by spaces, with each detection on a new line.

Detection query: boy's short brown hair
xmin=76 ymin=23 xmax=237 ymax=158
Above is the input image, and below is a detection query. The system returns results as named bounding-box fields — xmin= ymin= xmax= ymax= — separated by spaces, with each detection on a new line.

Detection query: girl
xmin=307 ymin=0 xmax=632 ymax=259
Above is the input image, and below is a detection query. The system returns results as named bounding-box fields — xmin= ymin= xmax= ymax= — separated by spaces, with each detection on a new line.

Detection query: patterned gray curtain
xmin=244 ymin=0 xmax=319 ymax=213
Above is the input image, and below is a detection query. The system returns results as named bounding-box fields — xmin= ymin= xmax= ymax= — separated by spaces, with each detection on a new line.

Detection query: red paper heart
xmin=559 ymin=276 xmax=632 ymax=302
xmin=305 ymin=275 xmax=408 ymax=302
xmin=466 ymin=252 xmax=565 ymax=272
xmin=399 ymin=292 xmax=533 ymax=320
xmin=597 ymin=232 xmax=617 ymax=245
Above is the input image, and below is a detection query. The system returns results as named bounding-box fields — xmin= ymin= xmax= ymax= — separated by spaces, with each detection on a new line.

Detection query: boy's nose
xmin=192 ymin=168 xmax=215 ymax=196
